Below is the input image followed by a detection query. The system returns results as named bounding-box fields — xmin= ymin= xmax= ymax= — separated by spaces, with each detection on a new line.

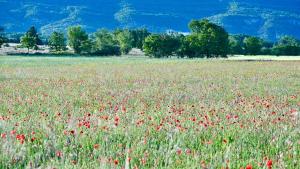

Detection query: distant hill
xmin=1 ymin=0 xmax=300 ymax=41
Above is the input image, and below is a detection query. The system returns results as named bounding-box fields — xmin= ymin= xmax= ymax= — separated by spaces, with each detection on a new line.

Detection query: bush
xmin=272 ymin=45 xmax=300 ymax=56
xmin=185 ymin=19 xmax=229 ymax=58
xmin=92 ymin=29 xmax=121 ymax=56
xmin=92 ymin=45 xmax=121 ymax=56
xmin=67 ymin=26 xmax=90 ymax=54
xmin=143 ymin=34 xmax=181 ymax=58
xmin=115 ymin=29 xmax=134 ymax=54
xmin=243 ymin=37 xmax=262 ymax=55
xmin=48 ymin=32 xmax=67 ymax=52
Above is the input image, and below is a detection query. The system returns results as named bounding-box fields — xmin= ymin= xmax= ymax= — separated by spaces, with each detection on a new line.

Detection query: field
xmin=0 ymin=56 xmax=299 ymax=169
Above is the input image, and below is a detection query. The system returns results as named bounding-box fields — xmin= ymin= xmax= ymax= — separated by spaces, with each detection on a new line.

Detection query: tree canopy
xmin=20 ymin=26 xmax=41 ymax=52
xmin=67 ymin=26 xmax=90 ymax=54
xmin=186 ymin=19 xmax=229 ymax=58
xmin=48 ymin=32 xmax=66 ymax=52
xmin=0 ymin=26 xmax=6 ymax=48
xmin=143 ymin=34 xmax=181 ymax=58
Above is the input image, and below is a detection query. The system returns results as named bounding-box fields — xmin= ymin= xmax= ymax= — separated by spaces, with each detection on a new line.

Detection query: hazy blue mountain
xmin=1 ymin=0 xmax=300 ymax=40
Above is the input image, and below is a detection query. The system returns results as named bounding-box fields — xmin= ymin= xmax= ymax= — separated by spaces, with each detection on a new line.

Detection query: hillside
xmin=1 ymin=0 xmax=300 ymax=40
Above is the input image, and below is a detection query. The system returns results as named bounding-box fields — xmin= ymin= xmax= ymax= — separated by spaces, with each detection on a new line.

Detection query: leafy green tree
xmin=21 ymin=34 xmax=37 ymax=53
xmin=186 ymin=19 xmax=229 ymax=58
xmin=243 ymin=37 xmax=262 ymax=55
xmin=277 ymin=36 xmax=300 ymax=47
xmin=272 ymin=36 xmax=300 ymax=56
xmin=0 ymin=26 xmax=6 ymax=48
xmin=228 ymin=34 xmax=248 ymax=55
xmin=272 ymin=45 xmax=300 ymax=56
xmin=20 ymin=26 xmax=43 ymax=52
xmin=130 ymin=28 xmax=151 ymax=50
xmin=93 ymin=29 xmax=121 ymax=56
xmin=27 ymin=26 xmax=43 ymax=45
xmin=48 ymin=32 xmax=66 ymax=52
xmin=143 ymin=34 xmax=181 ymax=58
xmin=80 ymin=39 xmax=93 ymax=54
xmin=115 ymin=29 xmax=134 ymax=54
xmin=21 ymin=34 xmax=37 ymax=52
xmin=67 ymin=26 xmax=90 ymax=54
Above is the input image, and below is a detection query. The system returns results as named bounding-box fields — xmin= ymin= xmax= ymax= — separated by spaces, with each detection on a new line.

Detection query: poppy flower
xmin=246 ymin=164 xmax=253 ymax=169
xmin=114 ymin=159 xmax=119 ymax=165
xmin=266 ymin=159 xmax=272 ymax=168
xmin=94 ymin=144 xmax=100 ymax=149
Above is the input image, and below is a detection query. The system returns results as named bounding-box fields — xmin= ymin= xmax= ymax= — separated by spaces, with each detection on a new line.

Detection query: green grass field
xmin=0 ymin=56 xmax=299 ymax=168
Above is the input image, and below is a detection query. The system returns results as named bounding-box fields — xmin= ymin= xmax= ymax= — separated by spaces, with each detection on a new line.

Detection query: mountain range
xmin=1 ymin=0 xmax=300 ymax=41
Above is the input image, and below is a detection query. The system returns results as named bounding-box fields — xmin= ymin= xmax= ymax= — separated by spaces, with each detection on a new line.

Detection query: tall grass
xmin=0 ymin=56 xmax=299 ymax=168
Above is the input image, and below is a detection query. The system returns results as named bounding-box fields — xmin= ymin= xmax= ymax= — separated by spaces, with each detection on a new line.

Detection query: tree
xmin=272 ymin=36 xmax=300 ymax=56
xmin=48 ymin=32 xmax=66 ymax=52
xmin=143 ymin=34 xmax=181 ymax=58
xmin=0 ymin=26 xmax=6 ymax=48
xmin=92 ymin=29 xmax=121 ymax=56
xmin=277 ymin=36 xmax=300 ymax=47
xmin=27 ymin=26 xmax=43 ymax=45
xmin=244 ymin=37 xmax=262 ymax=55
xmin=130 ymin=28 xmax=151 ymax=50
xmin=20 ymin=26 xmax=42 ymax=53
xmin=185 ymin=19 xmax=229 ymax=58
xmin=115 ymin=29 xmax=134 ymax=54
xmin=67 ymin=26 xmax=90 ymax=54
xmin=228 ymin=34 xmax=249 ymax=55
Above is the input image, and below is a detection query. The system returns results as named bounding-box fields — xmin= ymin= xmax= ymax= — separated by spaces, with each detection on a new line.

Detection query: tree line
xmin=1 ymin=20 xmax=300 ymax=57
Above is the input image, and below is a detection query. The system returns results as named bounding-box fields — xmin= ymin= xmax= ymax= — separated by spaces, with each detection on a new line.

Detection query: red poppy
xmin=31 ymin=137 xmax=36 ymax=142
xmin=16 ymin=134 xmax=25 ymax=144
xmin=56 ymin=151 xmax=62 ymax=158
xmin=267 ymin=159 xmax=273 ymax=169
xmin=94 ymin=144 xmax=100 ymax=149
xmin=1 ymin=133 xmax=6 ymax=139
xmin=246 ymin=164 xmax=253 ymax=169
xmin=186 ymin=149 xmax=192 ymax=155
xmin=114 ymin=159 xmax=119 ymax=165
xmin=10 ymin=130 xmax=16 ymax=135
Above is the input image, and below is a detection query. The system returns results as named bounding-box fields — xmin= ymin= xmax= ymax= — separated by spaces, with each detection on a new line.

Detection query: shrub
xmin=143 ymin=34 xmax=181 ymax=58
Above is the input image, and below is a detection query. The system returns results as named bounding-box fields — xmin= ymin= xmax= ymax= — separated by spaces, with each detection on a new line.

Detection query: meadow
xmin=0 ymin=56 xmax=299 ymax=169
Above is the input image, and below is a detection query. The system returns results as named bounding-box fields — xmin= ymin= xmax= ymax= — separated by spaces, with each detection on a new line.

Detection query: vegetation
xmin=67 ymin=26 xmax=90 ymax=54
xmin=272 ymin=36 xmax=300 ymax=56
xmin=143 ymin=34 xmax=181 ymax=58
xmin=0 ymin=26 xmax=6 ymax=48
xmin=229 ymin=34 xmax=300 ymax=56
xmin=92 ymin=29 xmax=121 ymax=56
xmin=114 ymin=29 xmax=134 ymax=54
xmin=2 ymin=20 xmax=300 ymax=57
xmin=243 ymin=37 xmax=262 ymax=55
xmin=20 ymin=27 xmax=41 ymax=52
xmin=48 ymin=32 xmax=67 ymax=52
xmin=0 ymin=56 xmax=299 ymax=168
xmin=186 ymin=19 xmax=229 ymax=58
xmin=130 ymin=28 xmax=151 ymax=50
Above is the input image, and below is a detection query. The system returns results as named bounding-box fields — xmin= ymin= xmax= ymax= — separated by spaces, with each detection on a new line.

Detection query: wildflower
xmin=94 ymin=144 xmax=100 ymax=149
xmin=266 ymin=159 xmax=272 ymax=169
xmin=186 ymin=149 xmax=192 ymax=155
xmin=176 ymin=149 xmax=182 ymax=155
xmin=70 ymin=130 xmax=75 ymax=135
xmin=114 ymin=159 xmax=119 ymax=165
xmin=1 ymin=133 xmax=6 ymax=139
xmin=16 ymin=134 xmax=25 ymax=144
xmin=246 ymin=164 xmax=253 ymax=169
xmin=10 ymin=130 xmax=16 ymax=135
xmin=56 ymin=151 xmax=62 ymax=158
xmin=114 ymin=115 xmax=120 ymax=126
xmin=31 ymin=137 xmax=36 ymax=142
